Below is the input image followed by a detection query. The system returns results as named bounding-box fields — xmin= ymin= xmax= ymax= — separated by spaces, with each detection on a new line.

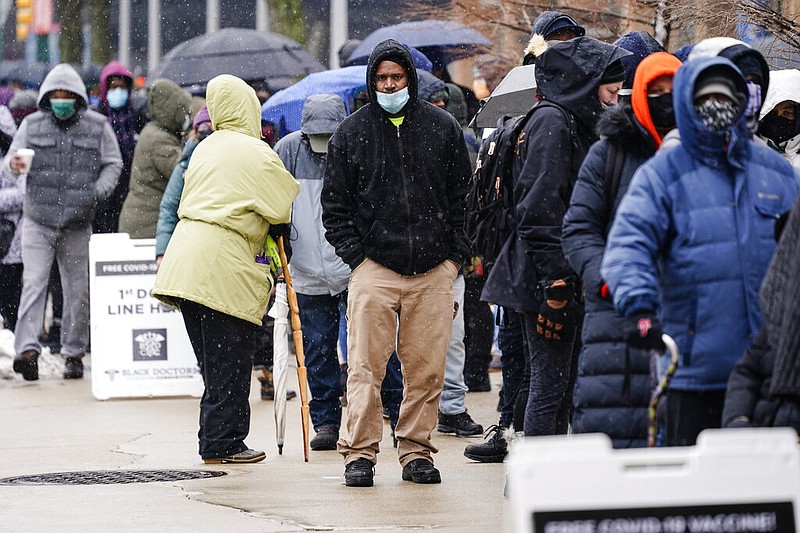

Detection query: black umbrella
xmin=471 ymin=65 xmax=537 ymax=129
xmin=345 ymin=19 xmax=492 ymax=68
xmin=153 ymin=28 xmax=325 ymax=88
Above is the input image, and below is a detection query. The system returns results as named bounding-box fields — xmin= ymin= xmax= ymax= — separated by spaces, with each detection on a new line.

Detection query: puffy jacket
xmin=563 ymin=52 xmax=682 ymax=447
xmin=119 ymin=79 xmax=191 ymax=238
xmin=274 ymin=94 xmax=351 ymax=295
xmin=601 ymin=57 xmax=799 ymax=391
xmin=482 ymin=36 xmax=629 ymax=311
xmin=153 ymin=75 xmax=300 ymax=325
xmin=3 ymin=64 xmax=122 ymax=230
xmin=322 ymin=39 xmax=471 ymax=276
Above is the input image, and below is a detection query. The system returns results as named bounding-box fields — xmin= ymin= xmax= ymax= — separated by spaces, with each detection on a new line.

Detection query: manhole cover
xmin=0 ymin=469 xmax=226 ymax=485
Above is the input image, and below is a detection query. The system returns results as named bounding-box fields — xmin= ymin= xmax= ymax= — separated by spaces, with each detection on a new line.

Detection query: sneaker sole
xmin=345 ymin=477 xmax=374 ymax=487
xmin=463 ymin=450 xmax=506 ymax=463
xmin=401 ymin=471 xmax=442 ymax=484
xmin=436 ymin=424 xmax=483 ymax=437
xmin=203 ymin=454 xmax=266 ymax=464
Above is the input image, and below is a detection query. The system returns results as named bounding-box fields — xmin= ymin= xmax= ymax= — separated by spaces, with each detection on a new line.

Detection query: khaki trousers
xmin=339 ymin=258 xmax=457 ymax=466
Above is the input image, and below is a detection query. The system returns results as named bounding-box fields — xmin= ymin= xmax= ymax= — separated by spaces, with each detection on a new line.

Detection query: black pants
xmin=180 ymin=300 xmax=256 ymax=459
xmin=462 ymin=275 xmax=493 ymax=387
xmin=665 ymin=389 xmax=725 ymax=446
xmin=0 ymin=263 xmax=22 ymax=331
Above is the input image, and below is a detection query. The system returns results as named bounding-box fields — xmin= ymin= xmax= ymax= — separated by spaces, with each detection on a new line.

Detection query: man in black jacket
xmin=322 ymin=39 xmax=471 ymax=487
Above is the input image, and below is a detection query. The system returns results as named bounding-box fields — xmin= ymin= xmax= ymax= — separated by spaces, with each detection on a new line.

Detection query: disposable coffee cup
xmin=16 ymin=148 xmax=34 ymax=173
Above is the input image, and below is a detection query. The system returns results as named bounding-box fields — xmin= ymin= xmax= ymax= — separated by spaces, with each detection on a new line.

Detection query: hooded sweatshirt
xmin=758 ymin=69 xmax=800 ymax=168
xmin=3 ymin=63 xmax=122 ymax=229
xmin=153 ymin=74 xmax=299 ymax=325
xmin=322 ymin=39 xmax=471 ymax=276
xmin=275 ymin=94 xmax=351 ymax=295
xmin=602 ymin=57 xmax=799 ymax=391
xmin=118 ymin=78 xmax=191 ymax=238
xmin=631 ymin=52 xmax=684 ymax=147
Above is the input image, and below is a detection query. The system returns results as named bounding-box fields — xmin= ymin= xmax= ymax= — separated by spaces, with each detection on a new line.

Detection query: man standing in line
xmin=8 ymin=63 xmax=122 ymax=380
xmin=322 ymin=39 xmax=471 ymax=487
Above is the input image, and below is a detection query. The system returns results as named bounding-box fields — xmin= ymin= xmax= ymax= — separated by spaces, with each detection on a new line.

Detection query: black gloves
xmin=625 ymin=311 xmax=666 ymax=352
xmin=536 ymin=300 xmax=580 ymax=341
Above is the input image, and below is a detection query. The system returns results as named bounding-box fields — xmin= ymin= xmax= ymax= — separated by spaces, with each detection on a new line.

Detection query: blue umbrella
xmin=345 ymin=20 xmax=492 ymax=68
xmin=262 ymin=65 xmax=367 ymax=136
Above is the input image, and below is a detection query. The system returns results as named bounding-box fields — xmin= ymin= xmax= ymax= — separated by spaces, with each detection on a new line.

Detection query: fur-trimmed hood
xmin=596 ymin=102 xmax=656 ymax=158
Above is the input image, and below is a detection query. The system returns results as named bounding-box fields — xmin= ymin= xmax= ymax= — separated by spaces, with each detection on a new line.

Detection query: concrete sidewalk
xmin=0 ymin=356 xmax=506 ymax=532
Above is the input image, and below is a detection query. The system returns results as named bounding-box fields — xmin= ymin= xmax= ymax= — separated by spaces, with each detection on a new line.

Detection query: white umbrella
xmin=470 ymin=64 xmax=537 ymax=128
xmin=268 ymin=281 xmax=290 ymax=455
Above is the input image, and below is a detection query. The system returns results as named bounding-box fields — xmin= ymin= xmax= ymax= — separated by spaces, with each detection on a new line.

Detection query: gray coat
xmin=274 ymin=94 xmax=350 ymax=296
xmin=4 ymin=64 xmax=122 ymax=230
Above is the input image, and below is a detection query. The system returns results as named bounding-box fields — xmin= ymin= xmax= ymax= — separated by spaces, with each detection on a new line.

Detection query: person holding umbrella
xmin=152 ymin=74 xmax=299 ymax=464
xmin=322 ymin=39 xmax=471 ymax=487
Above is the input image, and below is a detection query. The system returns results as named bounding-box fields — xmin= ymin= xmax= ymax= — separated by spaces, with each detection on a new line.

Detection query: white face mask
xmin=376 ymin=87 xmax=410 ymax=114
xmin=106 ymin=87 xmax=129 ymax=109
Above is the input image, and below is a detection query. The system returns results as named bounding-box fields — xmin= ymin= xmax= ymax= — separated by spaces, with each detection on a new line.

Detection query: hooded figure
xmin=92 ymin=60 xmax=138 ymax=233
xmin=152 ymin=74 xmax=299 ymax=464
xmin=757 ymin=69 xmax=800 ymax=168
xmin=601 ymin=57 xmax=799 ymax=446
xmin=5 ymin=63 xmax=122 ymax=381
xmin=688 ymin=37 xmax=770 ymax=136
xmin=562 ymin=52 xmax=682 ymax=448
xmin=523 ymin=11 xmax=586 ymax=65
xmin=118 ymin=78 xmax=191 ymax=238
xmin=480 ymin=36 xmax=629 ymax=441
xmin=273 ymin=94 xmax=351 ymax=451
xmin=322 ymin=39 xmax=471 ymax=487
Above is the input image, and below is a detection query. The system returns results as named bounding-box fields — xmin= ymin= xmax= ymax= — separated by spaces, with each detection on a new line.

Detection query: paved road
xmin=0 ymin=354 xmax=505 ymax=532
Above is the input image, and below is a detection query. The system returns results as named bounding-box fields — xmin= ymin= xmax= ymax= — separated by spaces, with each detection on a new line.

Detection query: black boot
xmin=463 ymin=425 xmax=509 ymax=463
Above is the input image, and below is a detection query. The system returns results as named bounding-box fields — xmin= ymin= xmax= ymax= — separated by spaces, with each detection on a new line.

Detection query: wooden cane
xmin=277 ymin=236 xmax=311 ymax=462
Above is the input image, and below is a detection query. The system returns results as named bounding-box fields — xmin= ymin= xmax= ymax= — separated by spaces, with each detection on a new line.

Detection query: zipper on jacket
xmin=395 ymin=120 xmax=416 ymax=272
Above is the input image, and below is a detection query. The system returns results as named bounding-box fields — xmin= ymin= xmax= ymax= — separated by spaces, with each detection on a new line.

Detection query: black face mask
xmin=759 ymin=115 xmax=798 ymax=146
xmin=648 ymin=93 xmax=676 ymax=131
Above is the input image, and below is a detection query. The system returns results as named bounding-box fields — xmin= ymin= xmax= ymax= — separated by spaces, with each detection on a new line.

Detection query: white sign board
xmin=507 ymin=428 xmax=800 ymax=533
xmin=89 ymin=233 xmax=203 ymax=400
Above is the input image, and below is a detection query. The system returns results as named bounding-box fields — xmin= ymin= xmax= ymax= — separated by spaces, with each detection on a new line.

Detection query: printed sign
xmin=89 ymin=234 xmax=203 ymax=400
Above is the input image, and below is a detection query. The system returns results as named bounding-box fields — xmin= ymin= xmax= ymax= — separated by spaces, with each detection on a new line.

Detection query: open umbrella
xmin=267 ymin=281 xmax=290 ymax=455
xmin=0 ymin=61 xmax=50 ymax=89
xmin=153 ymin=28 xmax=325 ymax=88
xmin=262 ymin=65 xmax=367 ymax=137
xmin=345 ymin=19 xmax=492 ymax=68
xmin=277 ymin=236 xmax=311 ymax=462
xmin=471 ymin=64 xmax=537 ymax=128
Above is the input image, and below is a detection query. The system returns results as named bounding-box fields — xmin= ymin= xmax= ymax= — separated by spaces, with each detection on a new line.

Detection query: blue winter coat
xmin=601 ymin=57 xmax=799 ymax=391
xmin=562 ymin=102 xmax=654 ymax=447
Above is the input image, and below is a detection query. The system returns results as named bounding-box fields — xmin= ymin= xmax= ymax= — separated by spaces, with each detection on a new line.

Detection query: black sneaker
xmin=401 ymin=458 xmax=441 ymax=484
xmin=344 ymin=458 xmax=374 ymax=487
xmin=63 ymin=357 xmax=84 ymax=379
xmin=13 ymin=350 xmax=39 ymax=381
xmin=310 ymin=428 xmax=339 ymax=451
xmin=463 ymin=425 xmax=508 ymax=463
xmin=437 ymin=411 xmax=483 ymax=437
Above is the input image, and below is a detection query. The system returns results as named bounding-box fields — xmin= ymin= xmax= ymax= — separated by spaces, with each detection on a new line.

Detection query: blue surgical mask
xmin=107 ymin=87 xmax=129 ymax=109
xmin=376 ymin=87 xmax=410 ymax=115
xmin=50 ymin=98 xmax=77 ymax=120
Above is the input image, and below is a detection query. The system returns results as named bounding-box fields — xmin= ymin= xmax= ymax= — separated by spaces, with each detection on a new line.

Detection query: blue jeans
xmin=498 ymin=308 xmax=525 ymax=428
xmin=439 ymin=274 xmax=468 ymax=415
xmin=296 ymin=291 xmax=346 ymax=431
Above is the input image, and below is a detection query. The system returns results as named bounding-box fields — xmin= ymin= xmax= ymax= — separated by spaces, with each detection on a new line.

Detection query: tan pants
xmin=339 ymin=258 xmax=457 ymax=467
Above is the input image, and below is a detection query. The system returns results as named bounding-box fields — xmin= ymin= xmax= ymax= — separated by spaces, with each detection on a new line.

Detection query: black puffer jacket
xmin=482 ymin=36 xmax=629 ymax=311
xmin=562 ymin=102 xmax=655 ymax=447
xmin=322 ymin=39 xmax=471 ymax=275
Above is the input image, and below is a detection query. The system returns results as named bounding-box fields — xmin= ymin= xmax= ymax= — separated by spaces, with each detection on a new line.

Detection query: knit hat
xmin=694 ymin=75 xmax=739 ymax=102
xmin=192 ymin=105 xmax=211 ymax=128
xmin=600 ymin=59 xmax=626 ymax=84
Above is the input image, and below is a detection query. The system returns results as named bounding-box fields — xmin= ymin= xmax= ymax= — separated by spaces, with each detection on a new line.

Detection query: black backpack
xmin=465 ymin=101 xmax=577 ymax=270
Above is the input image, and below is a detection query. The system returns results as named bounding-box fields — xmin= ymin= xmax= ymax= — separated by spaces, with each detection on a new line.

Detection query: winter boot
xmin=463 ymin=424 xmax=510 ymax=463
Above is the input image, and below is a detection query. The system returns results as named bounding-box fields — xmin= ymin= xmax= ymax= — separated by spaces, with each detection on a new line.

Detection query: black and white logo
xmin=132 ymin=329 xmax=167 ymax=361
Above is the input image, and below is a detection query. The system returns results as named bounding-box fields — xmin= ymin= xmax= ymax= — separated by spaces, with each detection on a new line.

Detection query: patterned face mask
xmin=695 ymin=99 xmax=738 ymax=131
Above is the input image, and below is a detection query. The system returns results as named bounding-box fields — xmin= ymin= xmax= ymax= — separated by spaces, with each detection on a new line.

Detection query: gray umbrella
xmin=471 ymin=64 xmax=537 ymax=129
xmin=153 ymin=28 xmax=325 ymax=87
xmin=268 ymin=281 xmax=290 ymax=455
